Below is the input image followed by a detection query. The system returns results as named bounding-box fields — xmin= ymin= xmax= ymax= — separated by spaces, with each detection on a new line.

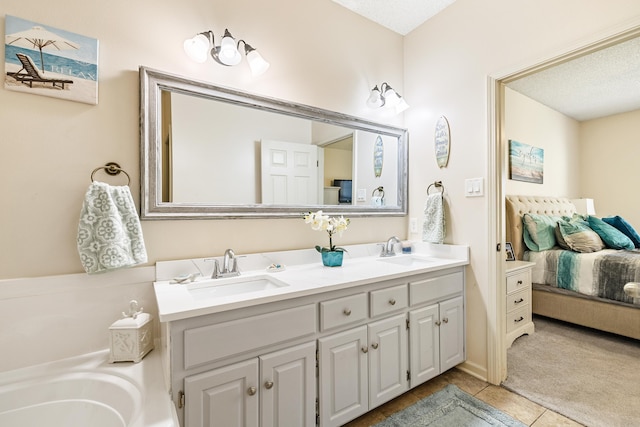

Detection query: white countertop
xmin=154 ymin=242 xmax=469 ymax=322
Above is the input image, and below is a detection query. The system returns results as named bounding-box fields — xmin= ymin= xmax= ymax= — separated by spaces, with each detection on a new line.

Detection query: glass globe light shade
xmin=218 ymin=33 xmax=241 ymax=66
xmin=246 ymin=49 xmax=270 ymax=76
xmin=183 ymin=34 xmax=210 ymax=63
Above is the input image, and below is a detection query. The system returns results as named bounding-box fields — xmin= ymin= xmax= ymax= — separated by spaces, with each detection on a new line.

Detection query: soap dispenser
xmin=108 ymin=300 xmax=154 ymax=363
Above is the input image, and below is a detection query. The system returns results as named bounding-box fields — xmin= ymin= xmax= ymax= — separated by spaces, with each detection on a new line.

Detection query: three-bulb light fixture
xmin=366 ymin=82 xmax=409 ymax=114
xmin=183 ymin=29 xmax=270 ymax=77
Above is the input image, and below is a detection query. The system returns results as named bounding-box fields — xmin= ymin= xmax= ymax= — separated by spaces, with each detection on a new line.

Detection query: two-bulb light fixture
xmin=183 ymin=29 xmax=270 ymax=77
xmin=366 ymin=82 xmax=409 ymax=114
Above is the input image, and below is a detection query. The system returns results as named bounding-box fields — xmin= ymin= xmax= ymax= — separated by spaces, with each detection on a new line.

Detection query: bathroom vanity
xmin=153 ymin=243 xmax=468 ymax=427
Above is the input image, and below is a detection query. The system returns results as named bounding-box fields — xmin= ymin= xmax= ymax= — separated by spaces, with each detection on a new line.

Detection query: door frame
xmin=487 ymin=18 xmax=640 ymax=384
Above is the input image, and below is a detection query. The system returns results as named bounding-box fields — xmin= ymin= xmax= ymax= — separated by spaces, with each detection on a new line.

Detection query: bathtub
xmin=0 ymin=347 xmax=178 ymax=427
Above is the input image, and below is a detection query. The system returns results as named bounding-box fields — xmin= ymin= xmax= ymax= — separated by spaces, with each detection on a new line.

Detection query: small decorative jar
xmin=108 ymin=300 xmax=154 ymax=363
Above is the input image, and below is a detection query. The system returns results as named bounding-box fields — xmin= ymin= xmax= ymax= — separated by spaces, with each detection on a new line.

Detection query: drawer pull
xmin=343 ymin=308 xmax=352 ymax=316
xmin=247 ymin=386 xmax=257 ymax=396
xmin=361 ymin=346 xmax=368 ymax=354
xmin=264 ymin=381 xmax=274 ymax=390
xmin=371 ymin=342 xmax=379 ymax=350
xmin=389 ymin=298 xmax=396 ymax=305
xmin=514 ymin=298 xmax=524 ymax=304
xmin=514 ymin=316 xmax=524 ymax=323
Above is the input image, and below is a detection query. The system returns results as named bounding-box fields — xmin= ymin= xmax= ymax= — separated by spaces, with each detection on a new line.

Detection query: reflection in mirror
xmin=140 ymin=67 xmax=408 ymax=219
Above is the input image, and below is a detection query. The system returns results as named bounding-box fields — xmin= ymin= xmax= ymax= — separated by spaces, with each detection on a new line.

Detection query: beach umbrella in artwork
xmin=5 ymin=26 xmax=79 ymax=73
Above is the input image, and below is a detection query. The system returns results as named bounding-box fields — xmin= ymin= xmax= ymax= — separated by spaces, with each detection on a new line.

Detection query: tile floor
xmin=343 ymin=368 xmax=583 ymax=427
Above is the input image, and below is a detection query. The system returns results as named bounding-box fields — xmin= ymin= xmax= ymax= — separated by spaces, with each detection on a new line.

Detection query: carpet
xmin=503 ymin=316 xmax=640 ymax=427
xmin=374 ymin=384 xmax=526 ymax=426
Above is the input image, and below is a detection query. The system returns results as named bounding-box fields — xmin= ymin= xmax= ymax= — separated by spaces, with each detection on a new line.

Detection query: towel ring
xmin=427 ymin=181 xmax=444 ymax=196
xmin=372 ymin=186 xmax=385 ymax=198
xmin=91 ymin=162 xmax=131 ymax=185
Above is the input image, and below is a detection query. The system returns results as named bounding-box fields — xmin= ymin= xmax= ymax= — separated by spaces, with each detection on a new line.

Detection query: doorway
xmin=488 ymin=21 xmax=640 ymax=384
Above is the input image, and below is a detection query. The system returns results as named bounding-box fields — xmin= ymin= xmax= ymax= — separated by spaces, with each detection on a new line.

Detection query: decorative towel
xmin=77 ymin=181 xmax=147 ymax=274
xmin=422 ymin=193 xmax=445 ymax=244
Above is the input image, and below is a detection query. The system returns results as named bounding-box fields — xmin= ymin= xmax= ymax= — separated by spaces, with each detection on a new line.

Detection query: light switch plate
xmin=410 ymin=217 xmax=418 ymax=233
xmin=464 ymin=178 xmax=484 ymax=197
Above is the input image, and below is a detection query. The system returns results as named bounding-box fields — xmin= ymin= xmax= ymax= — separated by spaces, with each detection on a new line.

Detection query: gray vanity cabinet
xmin=184 ymin=341 xmax=316 ymax=427
xmin=317 ymin=314 xmax=408 ymax=427
xmin=163 ymin=266 xmax=465 ymax=427
xmin=408 ymin=272 xmax=465 ymax=387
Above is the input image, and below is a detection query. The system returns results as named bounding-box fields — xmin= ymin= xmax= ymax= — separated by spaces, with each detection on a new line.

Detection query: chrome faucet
xmin=211 ymin=249 xmax=241 ymax=278
xmin=379 ymin=236 xmax=400 ymax=257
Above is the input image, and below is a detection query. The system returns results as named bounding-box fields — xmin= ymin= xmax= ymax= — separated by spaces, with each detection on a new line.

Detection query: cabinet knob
xmin=517 ymin=280 xmax=523 ymax=285
xmin=442 ymin=317 xmax=449 ymax=323
xmin=389 ymin=298 xmax=396 ymax=305
xmin=264 ymin=381 xmax=274 ymax=390
xmin=361 ymin=346 xmax=368 ymax=354
xmin=514 ymin=298 xmax=524 ymax=304
xmin=371 ymin=342 xmax=379 ymax=349
xmin=247 ymin=386 xmax=257 ymax=396
xmin=435 ymin=320 xmax=442 ymax=326
xmin=343 ymin=308 xmax=352 ymax=316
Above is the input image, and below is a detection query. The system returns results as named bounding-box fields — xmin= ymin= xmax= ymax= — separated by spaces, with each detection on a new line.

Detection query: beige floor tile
xmin=440 ymin=368 xmax=490 ymax=395
xmin=342 ymin=410 xmax=386 ymax=427
xmin=408 ymin=375 xmax=449 ymax=399
xmin=532 ymin=410 xmax=584 ymax=427
xmin=475 ymin=384 xmax=546 ymax=426
xmin=377 ymin=391 xmax=420 ymax=417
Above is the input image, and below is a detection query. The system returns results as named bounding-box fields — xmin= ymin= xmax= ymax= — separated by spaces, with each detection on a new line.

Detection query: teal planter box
xmin=321 ymin=251 xmax=343 ymax=267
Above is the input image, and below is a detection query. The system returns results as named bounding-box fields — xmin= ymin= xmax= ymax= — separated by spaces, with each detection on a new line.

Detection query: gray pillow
xmin=555 ymin=219 xmax=604 ymax=253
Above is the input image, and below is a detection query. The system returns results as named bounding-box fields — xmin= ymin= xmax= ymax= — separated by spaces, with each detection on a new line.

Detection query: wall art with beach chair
xmin=4 ymin=15 xmax=99 ymax=105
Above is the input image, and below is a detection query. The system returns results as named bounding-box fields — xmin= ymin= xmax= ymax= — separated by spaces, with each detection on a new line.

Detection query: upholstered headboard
xmin=505 ymin=195 xmax=576 ymax=260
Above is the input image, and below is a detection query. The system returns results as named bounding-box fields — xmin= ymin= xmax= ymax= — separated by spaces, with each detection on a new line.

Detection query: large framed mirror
xmin=140 ymin=67 xmax=408 ymax=219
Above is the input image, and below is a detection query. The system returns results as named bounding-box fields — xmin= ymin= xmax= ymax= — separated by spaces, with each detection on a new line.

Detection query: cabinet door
xmin=260 ymin=341 xmax=316 ymax=427
xmin=409 ymin=304 xmax=440 ymax=387
xmin=318 ymin=326 xmax=368 ymax=427
xmin=439 ymin=296 xmax=465 ymax=372
xmin=184 ymin=358 xmax=259 ymax=427
xmin=368 ymin=314 xmax=408 ymax=408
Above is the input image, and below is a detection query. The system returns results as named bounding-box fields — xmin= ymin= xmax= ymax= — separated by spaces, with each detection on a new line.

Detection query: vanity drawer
xmin=506 ymin=306 xmax=531 ymax=333
xmin=507 ymin=271 xmax=530 ymax=293
xmin=183 ymin=304 xmax=317 ymax=370
xmin=320 ymin=293 xmax=367 ymax=331
xmin=506 ymin=288 xmax=529 ymax=313
xmin=370 ymin=284 xmax=408 ymax=317
xmin=410 ymin=271 xmax=463 ymax=306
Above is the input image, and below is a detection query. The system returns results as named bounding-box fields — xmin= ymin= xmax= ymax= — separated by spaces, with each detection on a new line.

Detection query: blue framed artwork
xmin=509 ymin=140 xmax=544 ymax=184
xmin=4 ymin=15 xmax=99 ymax=104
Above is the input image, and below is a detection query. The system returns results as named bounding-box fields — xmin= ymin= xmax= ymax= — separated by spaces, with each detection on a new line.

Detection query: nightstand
xmin=505 ymin=261 xmax=535 ymax=347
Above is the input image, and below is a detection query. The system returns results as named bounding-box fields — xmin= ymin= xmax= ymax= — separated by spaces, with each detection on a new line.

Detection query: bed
xmin=505 ymin=195 xmax=640 ymax=340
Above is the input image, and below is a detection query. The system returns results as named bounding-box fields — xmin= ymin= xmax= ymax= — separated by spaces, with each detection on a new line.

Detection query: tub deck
xmin=0 ymin=346 xmax=177 ymax=427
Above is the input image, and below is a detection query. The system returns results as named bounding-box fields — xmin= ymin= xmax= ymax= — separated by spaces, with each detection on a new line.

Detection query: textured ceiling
xmin=332 ymin=1 xmax=639 ymax=121
xmin=331 ymin=0 xmax=456 ymax=35
xmin=507 ymin=36 xmax=640 ymax=121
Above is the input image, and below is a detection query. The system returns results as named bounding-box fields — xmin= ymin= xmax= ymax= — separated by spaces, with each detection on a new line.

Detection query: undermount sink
xmin=377 ymin=255 xmax=434 ymax=267
xmin=187 ymin=275 xmax=289 ymax=299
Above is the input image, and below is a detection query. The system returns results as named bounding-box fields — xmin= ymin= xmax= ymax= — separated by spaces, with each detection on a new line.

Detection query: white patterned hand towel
xmin=422 ymin=193 xmax=445 ymax=244
xmin=77 ymin=181 xmax=148 ymax=274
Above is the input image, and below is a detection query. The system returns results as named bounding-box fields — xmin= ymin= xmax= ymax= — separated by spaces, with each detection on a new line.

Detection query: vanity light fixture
xmin=183 ymin=29 xmax=270 ymax=77
xmin=366 ymin=82 xmax=409 ymax=114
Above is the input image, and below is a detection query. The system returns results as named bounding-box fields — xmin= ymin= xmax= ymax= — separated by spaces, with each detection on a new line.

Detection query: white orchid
xmin=304 ymin=210 xmax=350 ymax=252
